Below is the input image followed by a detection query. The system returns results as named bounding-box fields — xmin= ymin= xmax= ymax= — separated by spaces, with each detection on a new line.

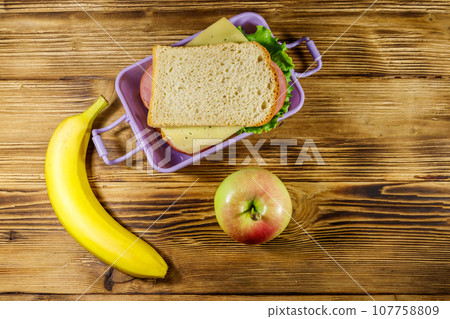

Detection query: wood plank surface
xmin=2 ymin=294 xmax=450 ymax=301
xmin=0 ymin=0 xmax=449 ymax=301
xmin=0 ymin=4 xmax=449 ymax=79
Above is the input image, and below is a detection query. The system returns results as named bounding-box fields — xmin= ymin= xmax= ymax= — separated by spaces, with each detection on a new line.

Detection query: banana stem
xmin=82 ymin=96 xmax=109 ymax=125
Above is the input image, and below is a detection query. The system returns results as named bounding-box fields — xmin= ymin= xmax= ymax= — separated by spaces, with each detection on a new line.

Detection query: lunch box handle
xmin=286 ymin=37 xmax=322 ymax=78
xmin=92 ymin=114 xmax=142 ymax=165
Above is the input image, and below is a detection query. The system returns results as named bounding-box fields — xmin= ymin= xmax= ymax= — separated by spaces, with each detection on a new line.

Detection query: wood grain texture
xmin=2 ymin=294 xmax=450 ymax=301
xmin=0 ymin=3 xmax=449 ymax=79
xmin=0 ymin=0 xmax=449 ymax=301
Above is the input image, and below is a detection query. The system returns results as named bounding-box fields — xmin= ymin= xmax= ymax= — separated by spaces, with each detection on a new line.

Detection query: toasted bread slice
xmin=148 ymin=41 xmax=280 ymax=127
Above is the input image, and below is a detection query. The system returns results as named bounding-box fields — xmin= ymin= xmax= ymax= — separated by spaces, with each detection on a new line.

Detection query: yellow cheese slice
xmin=160 ymin=18 xmax=246 ymax=154
xmin=188 ymin=17 xmax=248 ymax=46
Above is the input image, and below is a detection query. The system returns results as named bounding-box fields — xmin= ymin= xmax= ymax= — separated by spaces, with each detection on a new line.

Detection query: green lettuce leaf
xmin=237 ymin=26 xmax=295 ymax=134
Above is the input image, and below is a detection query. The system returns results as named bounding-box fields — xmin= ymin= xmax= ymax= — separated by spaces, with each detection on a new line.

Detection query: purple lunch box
xmin=92 ymin=12 xmax=322 ymax=173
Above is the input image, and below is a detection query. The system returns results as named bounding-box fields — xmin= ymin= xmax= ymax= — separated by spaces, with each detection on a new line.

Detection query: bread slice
xmin=148 ymin=41 xmax=280 ymax=127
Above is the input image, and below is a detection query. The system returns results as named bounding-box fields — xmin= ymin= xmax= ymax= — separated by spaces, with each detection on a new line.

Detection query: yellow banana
xmin=45 ymin=96 xmax=167 ymax=278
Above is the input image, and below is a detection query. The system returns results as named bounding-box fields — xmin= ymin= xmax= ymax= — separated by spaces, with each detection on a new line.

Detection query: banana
xmin=45 ymin=96 xmax=168 ymax=278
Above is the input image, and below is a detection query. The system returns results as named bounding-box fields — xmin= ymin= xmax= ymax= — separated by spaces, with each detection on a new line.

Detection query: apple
xmin=214 ymin=167 xmax=292 ymax=244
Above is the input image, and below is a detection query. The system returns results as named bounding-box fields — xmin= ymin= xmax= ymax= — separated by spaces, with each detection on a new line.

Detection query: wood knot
xmin=9 ymin=230 xmax=16 ymax=241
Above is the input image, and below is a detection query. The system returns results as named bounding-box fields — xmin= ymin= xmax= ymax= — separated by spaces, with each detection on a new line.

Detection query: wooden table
xmin=1 ymin=0 xmax=449 ymax=301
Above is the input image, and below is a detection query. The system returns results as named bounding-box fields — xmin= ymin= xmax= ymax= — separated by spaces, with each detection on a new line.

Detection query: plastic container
xmin=92 ymin=12 xmax=322 ymax=172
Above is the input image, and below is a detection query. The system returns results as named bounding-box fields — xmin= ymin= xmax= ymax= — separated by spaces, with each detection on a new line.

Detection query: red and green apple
xmin=214 ymin=167 xmax=292 ymax=244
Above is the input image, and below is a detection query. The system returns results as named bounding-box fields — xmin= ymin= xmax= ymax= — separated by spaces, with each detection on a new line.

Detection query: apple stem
xmin=250 ymin=207 xmax=262 ymax=221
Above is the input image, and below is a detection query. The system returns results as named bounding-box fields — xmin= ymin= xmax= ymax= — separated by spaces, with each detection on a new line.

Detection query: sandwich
xmin=140 ymin=18 xmax=295 ymax=154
